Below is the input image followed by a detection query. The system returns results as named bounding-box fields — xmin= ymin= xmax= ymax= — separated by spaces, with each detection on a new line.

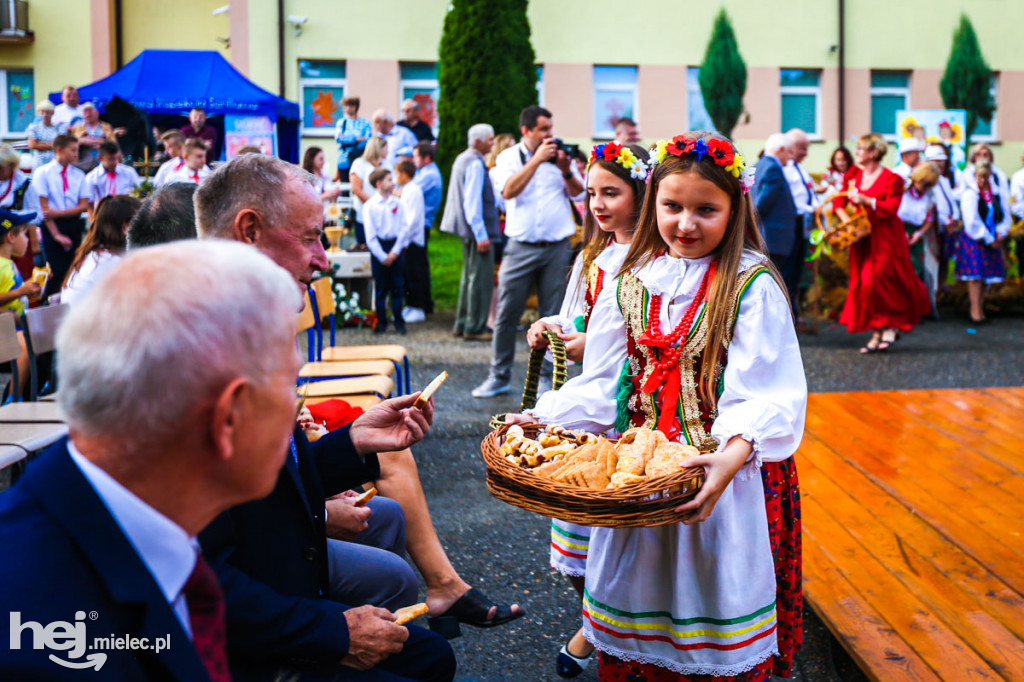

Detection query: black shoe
xmin=427 ymin=588 xmax=525 ymax=640
xmin=373 ymin=325 xmax=387 ymax=335
xmin=395 ymin=324 xmax=408 ymax=336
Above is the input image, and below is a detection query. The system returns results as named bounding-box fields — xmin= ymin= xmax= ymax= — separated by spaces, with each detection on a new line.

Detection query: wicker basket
xmin=481 ymin=423 xmax=706 ymax=527
xmin=816 ymin=190 xmax=872 ymax=251
xmin=489 ymin=331 xmax=568 ymax=431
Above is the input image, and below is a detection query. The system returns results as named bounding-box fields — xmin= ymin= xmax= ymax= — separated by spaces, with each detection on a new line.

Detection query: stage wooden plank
xmin=800 ymin=433 xmax=1024 ymax=640
xmin=801 ymin=441 xmax=1024 ymax=673
xmin=802 ymin=387 xmax=1024 ymax=681
xmin=806 ymin=398 xmax=1024 ymax=556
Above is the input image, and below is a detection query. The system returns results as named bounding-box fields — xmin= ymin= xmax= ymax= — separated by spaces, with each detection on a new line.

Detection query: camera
xmin=548 ymin=138 xmax=580 ymax=162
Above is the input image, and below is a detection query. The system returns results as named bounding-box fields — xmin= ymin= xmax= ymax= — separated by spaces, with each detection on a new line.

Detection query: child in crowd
xmin=363 ymin=167 xmax=408 ymax=334
xmin=898 ymin=162 xmax=940 ymax=310
xmin=84 ymin=141 xmax=141 ymax=220
xmin=61 ymin=194 xmax=141 ymax=306
xmin=395 ymin=160 xmax=428 ymax=323
xmin=32 ymin=134 xmax=89 ymax=300
xmin=0 ymin=210 xmax=42 ymax=398
xmin=166 ymin=138 xmax=210 ymax=186
xmin=525 ymin=141 xmax=650 ymax=679
xmin=958 ymin=159 xmax=1010 ymax=324
xmin=153 ymin=130 xmax=186 ymax=187
xmin=513 ymin=132 xmax=806 ymax=681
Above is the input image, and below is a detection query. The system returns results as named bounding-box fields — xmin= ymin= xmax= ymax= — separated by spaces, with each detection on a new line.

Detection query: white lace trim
xmin=549 ymin=561 xmax=587 ymax=577
xmin=583 ymin=628 xmax=778 ymax=676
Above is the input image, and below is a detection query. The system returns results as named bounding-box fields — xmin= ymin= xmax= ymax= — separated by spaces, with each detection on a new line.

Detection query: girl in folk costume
xmin=526 ymin=142 xmax=650 ymax=678
xmin=515 ymin=131 xmax=806 ymax=681
xmin=957 ymin=159 xmax=1011 ymax=324
xmin=898 ymin=162 xmax=941 ymax=313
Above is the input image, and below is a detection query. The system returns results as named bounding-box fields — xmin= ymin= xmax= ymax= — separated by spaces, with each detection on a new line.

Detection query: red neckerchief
xmin=637 ymin=260 xmax=717 ymax=440
xmin=106 ymin=168 xmax=118 ymax=195
xmin=175 ymin=158 xmax=186 ymax=172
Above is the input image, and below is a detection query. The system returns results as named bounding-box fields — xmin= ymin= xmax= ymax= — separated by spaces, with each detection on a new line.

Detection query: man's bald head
xmin=785 ymin=128 xmax=810 ymax=162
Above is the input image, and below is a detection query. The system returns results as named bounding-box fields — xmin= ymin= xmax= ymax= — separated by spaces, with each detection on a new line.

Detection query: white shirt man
xmin=398 ymin=178 xmax=426 ymax=248
xmin=784 ymin=160 xmax=817 ymax=219
xmin=363 ymin=191 xmax=408 ymax=264
xmin=166 ymin=163 xmax=211 ymax=186
xmin=85 ymin=162 xmax=141 ymax=204
xmin=52 ymin=87 xmax=85 ymax=131
xmin=383 ymin=126 xmax=417 ymax=170
xmin=154 ymin=156 xmax=187 ymax=187
xmin=32 ymin=157 xmax=88 ymax=212
xmin=894 ymin=138 xmax=925 ymax=185
xmin=491 ymin=142 xmax=584 ymax=244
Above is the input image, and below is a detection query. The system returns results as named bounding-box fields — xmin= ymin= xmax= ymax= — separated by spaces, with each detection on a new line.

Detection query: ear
xmin=210 ymin=378 xmax=251 ymax=463
xmin=232 ymin=209 xmax=263 ymax=246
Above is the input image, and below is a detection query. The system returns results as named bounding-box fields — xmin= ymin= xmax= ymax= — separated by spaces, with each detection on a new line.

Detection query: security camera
xmin=287 ymin=15 xmax=307 ymax=26
xmin=212 ymin=5 xmax=229 ymax=16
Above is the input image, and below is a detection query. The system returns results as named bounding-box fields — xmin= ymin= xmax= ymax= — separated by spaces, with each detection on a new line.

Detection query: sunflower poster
xmin=896 ymin=109 xmax=967 ymax=168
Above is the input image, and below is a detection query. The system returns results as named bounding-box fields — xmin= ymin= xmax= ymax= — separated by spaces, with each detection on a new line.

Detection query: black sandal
xmin=427 ymin=588 xmax=525 ymax=639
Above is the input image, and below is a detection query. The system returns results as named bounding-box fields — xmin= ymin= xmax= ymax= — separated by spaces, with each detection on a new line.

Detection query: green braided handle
xmin=489 ymin=330 xmax=568 ymax=430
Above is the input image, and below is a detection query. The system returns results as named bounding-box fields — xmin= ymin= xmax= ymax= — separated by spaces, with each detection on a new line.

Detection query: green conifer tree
xmin=437 ymin=0 xmax=537 ymax=186
xmin=698 ymin=10 xmax=747 ymax=137
xmin=940 ymin=14 xmax=994 ymax=141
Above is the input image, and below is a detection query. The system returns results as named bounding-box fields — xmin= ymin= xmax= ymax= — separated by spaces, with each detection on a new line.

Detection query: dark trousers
xmin=42 ymin=216 xmax=84 ymax=300
xmin=354 ymin=220 xmax=366 ymax=246
xmin=337 ymin=167 xmax=351 ymax=183
xmin=403 ymin=227 xmax=433 ymax=313
xmin=770 ymin=217 xmax=806 ymax=318
xmin=370 ymin=238 xmax=405 ymax=330
xmin=333 ymin=625 xmax=456 ymax=681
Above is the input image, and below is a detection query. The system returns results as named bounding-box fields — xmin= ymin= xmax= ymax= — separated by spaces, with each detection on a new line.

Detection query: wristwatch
xmin=562 ymin=171 xmax=572 ymax=179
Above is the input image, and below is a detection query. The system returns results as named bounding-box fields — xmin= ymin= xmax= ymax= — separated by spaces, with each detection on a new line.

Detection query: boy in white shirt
xmin=394 ymin=160 xmax=429 ymax=323
xmin=165 ymin=138 xmax=210 ymax=186
xmin=85 ymin=141 xmax=141 ymax=220
xmin=363 ymin=168 xmax=408 ymax=334
xmin=153 ymin=130 xmax=186 ymax=187
xmin=31 ymin=134 xmax=89 ymax=299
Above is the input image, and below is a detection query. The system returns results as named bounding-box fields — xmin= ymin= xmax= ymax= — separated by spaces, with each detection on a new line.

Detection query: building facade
xmin=1 ymin=0 xmax=1022 ymax=172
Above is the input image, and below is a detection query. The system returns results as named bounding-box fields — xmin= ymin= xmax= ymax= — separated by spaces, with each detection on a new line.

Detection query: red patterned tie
xmin=60 ymin=166 xmax=68 ymax=192
xmin=183 ymin=554 xmax=232 ymax=681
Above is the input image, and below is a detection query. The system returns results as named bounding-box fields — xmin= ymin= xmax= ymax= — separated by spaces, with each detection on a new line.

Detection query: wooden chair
xmin=22 ymin=303 xmax=69 ymax=401
xmin=308 ymin=277 xmax=411 ymax=394
xmin=298 ymin=374 xmax=394 ymax=401
xmin=0 ymin=313 xmax=23 ymax=403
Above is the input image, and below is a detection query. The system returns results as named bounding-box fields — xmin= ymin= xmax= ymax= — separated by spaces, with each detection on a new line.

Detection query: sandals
xmin=427 ymin=588 xmax=525 ymax=639
xmin=557 ymin=641 xmax=594 ymax=678
xmin=860 ymin=334 xmax=883 ymax=354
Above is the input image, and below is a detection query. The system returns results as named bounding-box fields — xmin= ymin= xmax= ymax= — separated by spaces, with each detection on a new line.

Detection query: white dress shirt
xmin=932 ymin=175 xmax=961 ymax=227
xmin=31 ymin=160 xmax=88 ymax=211
xmin=85 ymin=163 xmax=141 ymax=204
xmin=962 ymin=181 xmax=1011 ymax=245
xmin=783 ymin=160 xmax=817 ymax=216
xmin=154 ymin=157 xmax=187 ymax=187
xmin=491 ymin=142 xmax=584 ymax=243
xmin=165 ymin=164 xmax=211 ymax=186
xmin=52 ymin=103 xmax=85 ymax=130
xmin=61 ymin=250 xmax=122 ymax=306
xmin=363 ymin=193 xmax=407 ymax=262
xmin=67 ymin=441 xmax=197 ymax=637
xmin=1009 ymin=168 xmax=1024 ymax=221
xmin=897 ymin=186 xmax=934 ymax=226
xmin=382 ymin=126 xmax=418 ymax=169
xmin=398 ymin=181 xmax=426 ymax=247
xmin=0 ymin=169 xmax=41 ymax=221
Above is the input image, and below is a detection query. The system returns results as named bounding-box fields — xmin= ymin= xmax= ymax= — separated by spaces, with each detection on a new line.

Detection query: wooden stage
xmin=800 ymin=387 xmax=1024 ymax=681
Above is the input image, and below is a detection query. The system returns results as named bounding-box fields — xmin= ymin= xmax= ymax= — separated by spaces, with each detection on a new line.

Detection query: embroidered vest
xmin=616 ymin=263 xmax=771 ymax=448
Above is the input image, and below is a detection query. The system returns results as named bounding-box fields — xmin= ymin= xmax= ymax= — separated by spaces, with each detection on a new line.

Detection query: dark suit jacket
xmin=753 ymin=155 xmax=798 ymax=256
xmin=0 ymin=440 xmax=212 ymax=681
xmin=199 ymin=424 xmax=381 ymax=679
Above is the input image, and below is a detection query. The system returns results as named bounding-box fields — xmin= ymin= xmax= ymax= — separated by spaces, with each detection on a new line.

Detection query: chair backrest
xmin=297 ymin=289 xmax=318 ymax=363
xmin=22 ymin=303 xmax=69 ymax=400
xmin=310 ymin=276 xmax=337 ymax=350
xmin=0 ymin=313 xmax=20 ymax=365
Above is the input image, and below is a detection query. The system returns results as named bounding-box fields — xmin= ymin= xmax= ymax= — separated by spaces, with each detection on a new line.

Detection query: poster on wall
xmin=224 ymin=115 xmax=277 ymax=159
xmin=895 ymin=109 xmax=967 ymax=168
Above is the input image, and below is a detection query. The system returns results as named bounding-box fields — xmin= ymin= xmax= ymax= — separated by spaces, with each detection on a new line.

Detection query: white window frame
xmin=593 ymin=65 xmax=638 ymax=140
xmin=0 ymin=69 xmax=31 ymax=139
xmin=298 ymin=62 xmax=346 ymax=138
xmin=970 ymin=73 xmax=998 ymax=143
xmin=779 ymin=69 xmax=822 ymax=141
xmin=869 ymin=71 xmax=910 ymax=141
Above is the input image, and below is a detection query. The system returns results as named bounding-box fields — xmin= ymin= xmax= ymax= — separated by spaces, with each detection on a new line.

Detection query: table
xmin=326 ymin=250 xmax=374 ymax=304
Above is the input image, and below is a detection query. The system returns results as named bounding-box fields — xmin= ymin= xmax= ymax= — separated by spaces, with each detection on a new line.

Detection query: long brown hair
xmin=619 ymin=131 xmax=784 ymax=410
xmin=64 ymin=195 xmax=141 ymax=287
xmin=580 ymin=143 xmax=649 ymax=277
xmin=302 ymin=146 xmax=323 ymax=175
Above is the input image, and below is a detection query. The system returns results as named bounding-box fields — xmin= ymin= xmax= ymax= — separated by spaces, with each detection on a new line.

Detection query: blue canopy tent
xmin=50 ymin=49 xmax=301 ymax=162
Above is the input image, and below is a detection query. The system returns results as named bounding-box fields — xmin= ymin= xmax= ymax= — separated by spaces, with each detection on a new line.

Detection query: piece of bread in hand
xmin=393 ymin=603 xmax=429 ymax=625
xmin=414 ymin=371 xmax=448 ymax=409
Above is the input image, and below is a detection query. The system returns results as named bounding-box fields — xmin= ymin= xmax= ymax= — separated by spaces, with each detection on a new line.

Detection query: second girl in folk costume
xmin=526 ymin=142 xmax=650 ymax=678
xmin=517 ymin=132 xmax=806 ymax=681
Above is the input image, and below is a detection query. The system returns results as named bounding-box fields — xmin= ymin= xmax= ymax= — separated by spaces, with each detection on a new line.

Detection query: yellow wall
xmin=121 ymin=0 xmax=231 ymax=64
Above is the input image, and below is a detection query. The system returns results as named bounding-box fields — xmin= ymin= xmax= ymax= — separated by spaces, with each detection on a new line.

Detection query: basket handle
xmin=814 ymin=189 xmax=855 ymax=234
xmin=520 ymin=330 xmax=568 ymax=411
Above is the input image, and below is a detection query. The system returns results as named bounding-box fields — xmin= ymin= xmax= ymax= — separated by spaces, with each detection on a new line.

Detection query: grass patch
xmin=428 ymin=230 xmax=465 ymax=313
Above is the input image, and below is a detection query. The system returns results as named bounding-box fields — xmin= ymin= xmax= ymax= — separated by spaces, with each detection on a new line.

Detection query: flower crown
xmin=647 ymin=135 xmax=756 ymax=193
xmin=589 ymin=142 xmax=650 ymax=181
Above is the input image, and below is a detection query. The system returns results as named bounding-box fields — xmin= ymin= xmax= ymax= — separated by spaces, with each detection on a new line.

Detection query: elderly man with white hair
xmin=0 ymin=240 xmax=303 ymax=679
xmin=440 ymin=123 xmax=499 ymax=341
xmin=753 ymin=133 xmax=799 ymax=278
xmin=399 ymin=98 xmax=435 ymax=143
xmin=373 ymin=108 xmax=419 ymax=170
xmin=781 ymin=128 xmax=818 ymax=318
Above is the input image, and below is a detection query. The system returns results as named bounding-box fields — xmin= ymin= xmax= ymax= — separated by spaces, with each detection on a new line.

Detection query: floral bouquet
xmin=332 ymin=280 xmax=376 ymax=328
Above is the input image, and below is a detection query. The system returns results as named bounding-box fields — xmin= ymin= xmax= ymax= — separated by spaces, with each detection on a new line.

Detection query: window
xmin=870 ymin=71 xmax=910 ymax=138
xmin=536 ymin=65 xmax=544 ymax=107
xmin=593 ymin=65 xmax=637 ymax=139
xmin=299 ymin=60 xmax=346 ymax=136
xmin=971 ymin=74 xmax=998 ymax=141
xmin=779 ymin=69 xmax=821 ymax=139
xmin=0 ymin=69 xmax=33 ymax=137
xmin=399 ymin=62 xmax=439 ymax=135
xmin=687 ymin=67 xmax=714 ymax=132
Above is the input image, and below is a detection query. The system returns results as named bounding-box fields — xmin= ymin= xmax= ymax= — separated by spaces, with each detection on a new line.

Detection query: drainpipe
xmin=838 ymin=0 xmax=846 ymax=146
xmin=277 ymin=0 xmax=286 ymax=96
xmin=114 ymin=0 xmax=124 ymax=69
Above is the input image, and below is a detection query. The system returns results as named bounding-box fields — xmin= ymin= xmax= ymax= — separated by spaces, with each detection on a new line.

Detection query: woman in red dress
xmin=837 ymin=133 xmax=930 ymax=353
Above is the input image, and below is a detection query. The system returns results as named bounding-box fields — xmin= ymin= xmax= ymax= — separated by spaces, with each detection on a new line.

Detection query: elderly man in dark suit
xmin=0 ymin=240 xmax=302 ymax=680
xmin=753 ymin=133 xmax=798 ymax=288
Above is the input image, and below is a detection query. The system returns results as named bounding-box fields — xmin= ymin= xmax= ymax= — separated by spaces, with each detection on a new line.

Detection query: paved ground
xmin=4 ymin=310 xmax=1021 ymax=681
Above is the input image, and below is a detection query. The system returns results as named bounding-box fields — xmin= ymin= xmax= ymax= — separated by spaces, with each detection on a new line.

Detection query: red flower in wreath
xmin=666 ymin=135 xmax=691 ymax=157
xmin=707 ymin=138 xmax=735 ymax=167
xmin=603 ymin=143 xmax=621 ymax=161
